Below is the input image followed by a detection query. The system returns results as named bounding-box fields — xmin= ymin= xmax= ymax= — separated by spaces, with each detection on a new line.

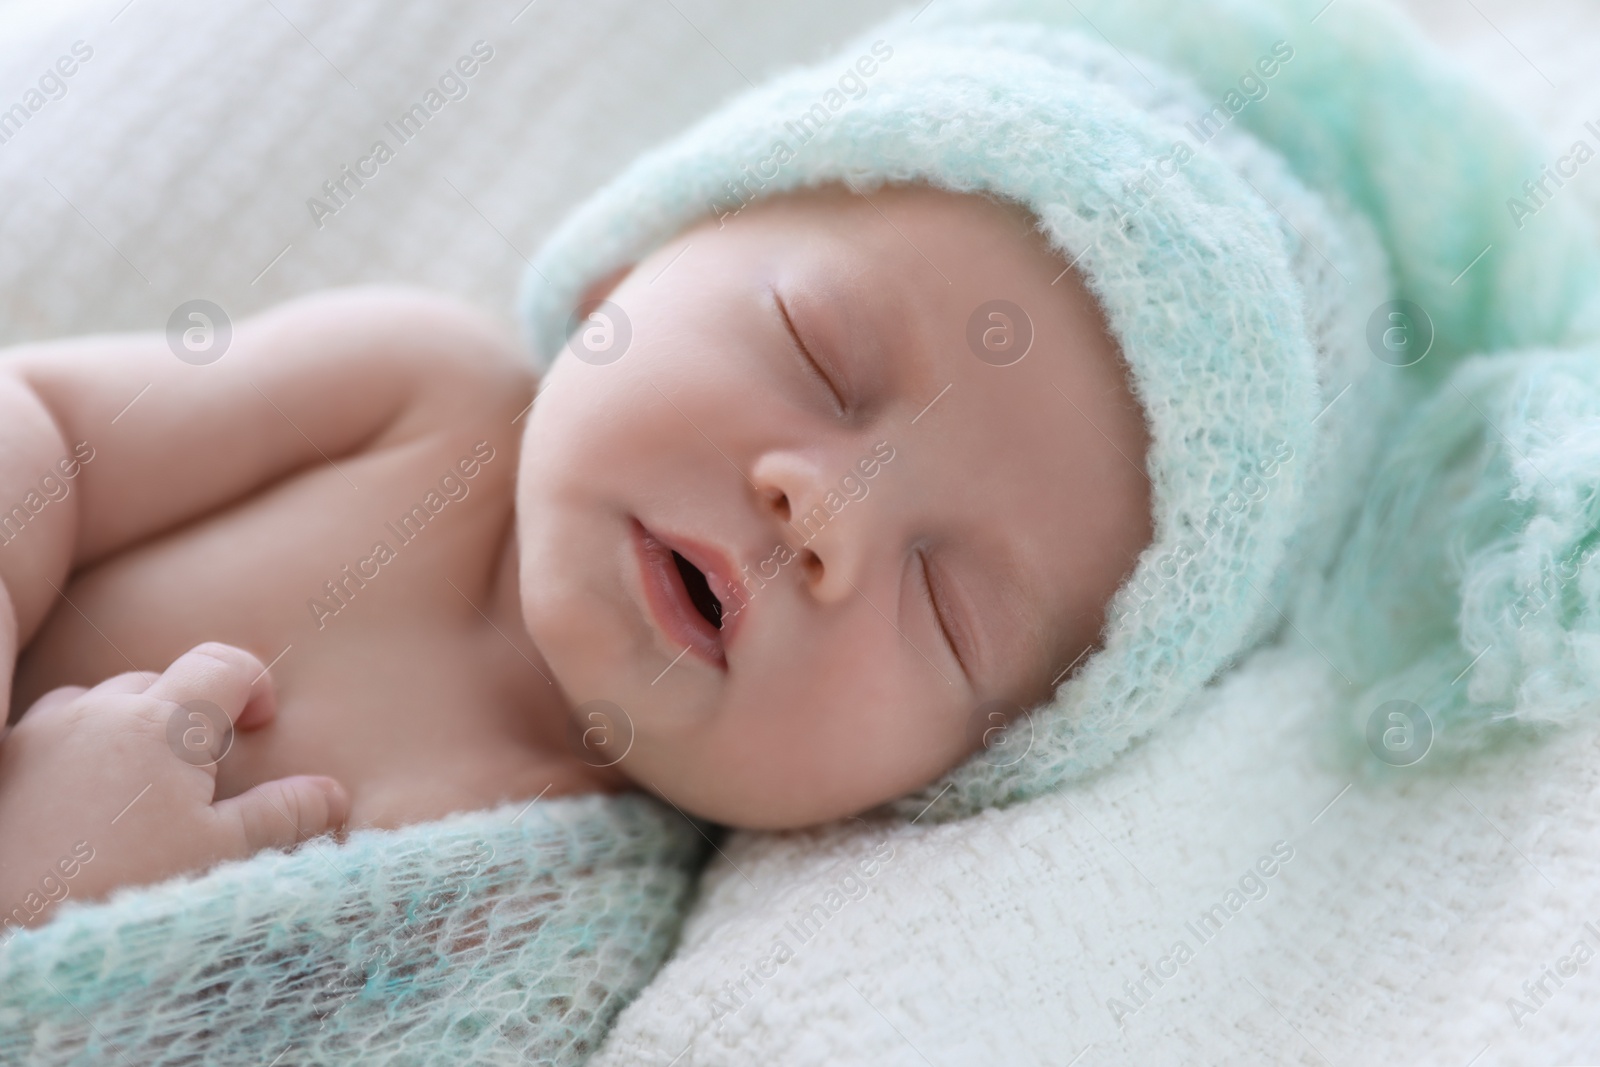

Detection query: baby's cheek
xmin=785 ymin=642 xmax=967 ymax=796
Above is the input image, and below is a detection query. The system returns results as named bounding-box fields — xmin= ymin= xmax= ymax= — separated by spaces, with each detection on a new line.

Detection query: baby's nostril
xmin=800 ymin=549 xmax=823 ymax=581
xmin=768 ymin=489 xmax=791 ymax=523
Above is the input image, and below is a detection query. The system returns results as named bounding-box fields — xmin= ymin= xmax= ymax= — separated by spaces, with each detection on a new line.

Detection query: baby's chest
xmin=19 ymin=436 xmax=504 ymax=679
xmin=11 ymin=441 xmax=558 ymax=827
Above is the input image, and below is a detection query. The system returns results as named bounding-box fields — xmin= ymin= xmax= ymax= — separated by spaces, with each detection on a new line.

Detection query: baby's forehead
xmin=693 ymin=184 xmax=1078 ymax=362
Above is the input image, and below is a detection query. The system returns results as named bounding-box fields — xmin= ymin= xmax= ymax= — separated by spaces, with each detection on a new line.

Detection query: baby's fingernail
xmin=317 ymin=777 xmax=352 ymax=831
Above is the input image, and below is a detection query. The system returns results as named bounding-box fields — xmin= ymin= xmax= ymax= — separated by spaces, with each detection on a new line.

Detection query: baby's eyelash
xmin=920 ymin=548 xmax=967 ymax=676
xmin=774 ymin=291 xmax=845 ymax=415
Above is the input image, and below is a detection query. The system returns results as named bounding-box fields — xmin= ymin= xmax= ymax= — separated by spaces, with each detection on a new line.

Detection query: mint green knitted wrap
xmin=0 ymin=795 xmax=706 ymax=1065
xmin=521 ymin=0 xmax=1600 ymax=818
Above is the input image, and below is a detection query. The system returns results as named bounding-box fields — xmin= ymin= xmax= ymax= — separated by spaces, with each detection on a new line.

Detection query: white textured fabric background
xmin=1 ymin=1 xmax=1598 ymax=1064
xmin=0 ymin=0 xmax=906 ymax=344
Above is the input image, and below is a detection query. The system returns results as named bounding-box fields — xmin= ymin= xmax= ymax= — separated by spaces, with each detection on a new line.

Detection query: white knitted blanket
xmin=2 ymin=1 xmax=1598 ymax=1063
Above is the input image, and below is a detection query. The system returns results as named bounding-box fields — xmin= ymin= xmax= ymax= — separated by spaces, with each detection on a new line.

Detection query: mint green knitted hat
xmin=519 ymin=6 xmax=1397 ymax=820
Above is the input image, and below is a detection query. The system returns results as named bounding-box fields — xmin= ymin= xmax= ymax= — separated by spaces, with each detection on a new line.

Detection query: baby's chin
xmin=617 ymin=716 xmax=957 ymax=831
xmin=644 ymin=772 xmax=901 ymax=830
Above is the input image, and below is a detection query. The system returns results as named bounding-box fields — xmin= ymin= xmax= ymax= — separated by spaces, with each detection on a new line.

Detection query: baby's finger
xmin=141 ymin=643 xmax=278 ymax=731
xmin=86 ymin=671 xmax=160 ymax=696
xmin=213 ymin=775 xmax=350 ymax=855
xmin=17 ymin=673 xmax=151 ymax=726
xmin=25 ymin=684 xmax=89 ymax=717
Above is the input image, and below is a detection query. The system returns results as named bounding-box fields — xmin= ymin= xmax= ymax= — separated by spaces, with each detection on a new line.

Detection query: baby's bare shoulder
xmin=259 ymin=285 xmax=533 ymax=401
xmin=3 ymin=284 xmax=533 ymax=575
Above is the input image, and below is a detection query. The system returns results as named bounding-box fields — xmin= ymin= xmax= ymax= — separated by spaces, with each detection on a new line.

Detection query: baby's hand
xmin=0 ymin=643 xmax=348 ymax=928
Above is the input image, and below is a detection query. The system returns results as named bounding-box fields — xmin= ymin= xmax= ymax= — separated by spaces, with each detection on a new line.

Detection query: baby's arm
xmin=0 ymin=287 xmax=527 ymax=919
xmin=1 ymin=286 xmax=525 ymax=707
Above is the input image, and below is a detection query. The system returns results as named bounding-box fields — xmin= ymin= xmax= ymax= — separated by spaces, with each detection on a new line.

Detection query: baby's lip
xmin=655 ymin=528 xmax=747 ymax=647
xmin=631 ymin=519 xmax=734 ymax=670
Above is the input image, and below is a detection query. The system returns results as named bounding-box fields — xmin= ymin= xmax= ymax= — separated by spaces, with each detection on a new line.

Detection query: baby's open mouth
xmin=671 ymin=550 xmax=724 ymax=629
xmin=631 ymin=520 xmax=730 ymax=668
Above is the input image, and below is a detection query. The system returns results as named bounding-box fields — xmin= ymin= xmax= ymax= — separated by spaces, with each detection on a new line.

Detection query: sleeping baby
xmin=2 ymin=0 xmax=1586 ymax=972
xmin=0 ymin=180 xmax=1153 ymax=924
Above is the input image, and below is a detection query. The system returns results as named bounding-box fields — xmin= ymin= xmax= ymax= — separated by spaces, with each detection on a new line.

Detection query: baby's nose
xmin=792 ymin=519 xmax=869 ymax=605
xmin=750 ymin=452 xmax=873 ymax=601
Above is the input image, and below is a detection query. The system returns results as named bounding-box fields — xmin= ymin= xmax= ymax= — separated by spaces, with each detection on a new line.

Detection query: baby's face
xmin=518 ymin=184 xmax=1151 ymax=828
